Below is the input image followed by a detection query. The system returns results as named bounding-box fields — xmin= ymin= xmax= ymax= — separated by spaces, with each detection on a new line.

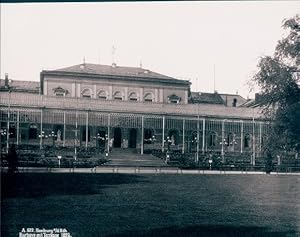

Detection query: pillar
xmin=86 ymin=112 xmax=88 ymax=150
xmin=141 ymin=116 xmax=144 ymax=155
xmin=6 ymin=108 xmax=10 ymax=153
xmin=259 ymin=122 xmax=262 ymax=157
xmin=202 ymin=118 xmax=205 ymax=154
xmin=240 ymin=120 xmax=243 ymax=153
xmin=162 ymin=116 xmax=165 ymax=152
xmin=196 ymin=116 xmax=199 ymax=162
xmin=182 ymin=119 xmax=185 ymax=154
xmin=17 ymin=110 xmax=20 ymax=145
xmin=107 ymin=114 xmax=111 ymax=153
xmin=221 ymin=119 xmax=225 ymax=160
xmin=75 ymin=111 xmax=78 ymax=160
xmin=63 ymin=112 xmax=66 ymax=147
xmin=40 ymin=109 xmax=43 ymax=150
xmin=252 ymin=118 xmax=256 ymax=166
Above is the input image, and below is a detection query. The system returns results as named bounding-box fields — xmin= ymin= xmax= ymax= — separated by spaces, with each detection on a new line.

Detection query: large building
xmin=0 ymin=63 xmax=267 ymax=164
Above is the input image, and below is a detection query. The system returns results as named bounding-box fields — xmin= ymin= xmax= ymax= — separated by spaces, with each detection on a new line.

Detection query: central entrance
xmin=129 ymin=128 xmax=137 ymax=148
xmin=113 ymin=128 xmax=122 ymax=148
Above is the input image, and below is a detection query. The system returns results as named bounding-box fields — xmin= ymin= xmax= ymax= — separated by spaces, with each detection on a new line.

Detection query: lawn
xmin=1 ymin=173 xmax=300 ymax=237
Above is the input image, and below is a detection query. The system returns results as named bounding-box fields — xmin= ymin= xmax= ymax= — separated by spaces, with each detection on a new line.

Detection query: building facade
xmin=0 ymin=63 xmax=268 ymax=164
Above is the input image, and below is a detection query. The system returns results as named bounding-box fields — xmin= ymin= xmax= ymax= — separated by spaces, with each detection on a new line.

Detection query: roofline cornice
xmin=41 ymin=70 xmax=191 ymax=86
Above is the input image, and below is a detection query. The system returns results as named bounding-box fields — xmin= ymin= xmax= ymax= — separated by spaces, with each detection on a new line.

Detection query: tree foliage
xmin=252 ymin=15 xmax=300 ymax=156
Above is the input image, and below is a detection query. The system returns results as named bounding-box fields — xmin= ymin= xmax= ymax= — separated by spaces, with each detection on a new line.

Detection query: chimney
xmin=5 ymin=73 xmax=9 ymax=88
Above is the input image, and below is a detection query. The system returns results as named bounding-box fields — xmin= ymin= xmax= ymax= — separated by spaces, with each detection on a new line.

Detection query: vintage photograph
xmin=1 ymin=1 xmax=300 ymax=237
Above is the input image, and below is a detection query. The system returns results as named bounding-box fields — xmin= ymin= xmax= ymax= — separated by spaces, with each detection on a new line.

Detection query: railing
xmin=0 ymin=92 xmax=263 ymax=119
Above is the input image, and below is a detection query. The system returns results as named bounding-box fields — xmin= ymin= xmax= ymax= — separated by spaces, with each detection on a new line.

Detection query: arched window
xmin=168 ymin=94 xmax=181 ymax=104
xmin=129 ymin=92 xmax=138 ymax=101
xmin=81 ymin=88 xmax=92 ymax=98
xmin=208 ymin=132 xmax=217 ymax=147
xmin=144 ymin=93 xmax=153 ymax=102
xmin=98 ymin=91 xmax=107 ymax=100
xmin=244 ymin=134 xmax=251 ymax=148
xmin=53 ymin=86 xmax=68 ymax=97
xmin=113 ymin=91 xmax=123 ymax=101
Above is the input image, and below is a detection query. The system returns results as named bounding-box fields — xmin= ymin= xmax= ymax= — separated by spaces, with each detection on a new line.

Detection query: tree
xmin=252 ymin=15 xmax=300 ymax=171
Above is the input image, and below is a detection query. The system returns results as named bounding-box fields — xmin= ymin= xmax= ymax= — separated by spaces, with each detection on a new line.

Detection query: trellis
xmin=0 ymin=107 xmax=269 ymax=164
xmin=110 ymin=114 xmax=142 ymax=128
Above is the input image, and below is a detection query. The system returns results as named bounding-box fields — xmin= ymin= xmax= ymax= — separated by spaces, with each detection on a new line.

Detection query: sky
xmin=1 ymin=1 xmax=299 ymax=98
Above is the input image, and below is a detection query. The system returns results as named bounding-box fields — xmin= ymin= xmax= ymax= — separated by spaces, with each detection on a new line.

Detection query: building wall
xmin=44 ymin=75 xmax=189 ymax=104
xmin=45 ymin=80 xmax=73 ymax=97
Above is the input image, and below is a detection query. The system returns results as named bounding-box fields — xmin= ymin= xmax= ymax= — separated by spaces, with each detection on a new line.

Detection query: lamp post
xmin=150 ymin=135 xmax=157 ymax=147
xmin=220 ymin=138 xmax=228 ymax=163
xmin=38 ymin=130 xmax=46 ymax=148
xmin=74 ymin=134 xmax=79 ymax=161
xmin=95 ymin=133 xmax=109 ymax=157
xmin=165 ymin=136 xmax=172 ymax=164
xmin=104 ymin=134 xmax=109 ymax=157
xmin=191 ymin=135 xmax=198 ymax=163
xmin=0 ymin=128 xmax=8 ymax=158
xmin=38 ymin=130 xmax=47 ymax=158
xmin=229 ymin=135 xmax=238 ymax=150
xmin=144 ymin=135 xmax=157 ymax=144
xmin=48 ymin=131 xmax=57 ymax=147
xmin=208 ymin=156 xmax=213 ymax=170
xmin=7 ymin=89 xmax=11 ymax=154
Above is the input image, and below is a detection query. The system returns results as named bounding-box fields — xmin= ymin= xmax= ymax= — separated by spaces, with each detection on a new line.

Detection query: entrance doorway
xmin=129 ymin=128 xmax=137 ymax=148
xmin=114 ymin=128 xmax=122 ymax=148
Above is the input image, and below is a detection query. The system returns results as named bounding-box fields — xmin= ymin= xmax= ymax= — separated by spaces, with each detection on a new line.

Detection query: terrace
xmin=0 ymin=92 xmax=262 ymax=120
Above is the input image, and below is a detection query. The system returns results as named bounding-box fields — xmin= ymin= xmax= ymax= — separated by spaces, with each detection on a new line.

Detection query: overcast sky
xmin=1 ymin=1 xmax=299 ymax=98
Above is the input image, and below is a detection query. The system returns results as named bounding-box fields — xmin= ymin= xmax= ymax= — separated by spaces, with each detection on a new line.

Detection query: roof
xmin=240 ymin=99 xmax=262 ymax=108
xmin=189 ymin=92 xmax=225 ymax=105
xmin=44 ymin=63 xmax=189 ymax=85
xmin=0 ymin=92 xmax=263 ymax=120
xmin=219 ymin=94 xmax=247 ymax=107
xmin=0 ymin=79 xmax=39 ymax=93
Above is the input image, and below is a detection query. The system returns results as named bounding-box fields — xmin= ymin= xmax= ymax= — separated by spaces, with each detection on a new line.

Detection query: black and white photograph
xmin=1 ymin=1 xmax=300 ymax=237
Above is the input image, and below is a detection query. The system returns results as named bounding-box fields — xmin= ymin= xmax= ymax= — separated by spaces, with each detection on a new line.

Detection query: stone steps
xmin=105 ymin=148 xmax=167 ymax=167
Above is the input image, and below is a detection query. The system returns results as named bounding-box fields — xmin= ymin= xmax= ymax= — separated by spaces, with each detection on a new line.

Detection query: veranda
xmin=0 ymin=107 xmax=268 ymax=165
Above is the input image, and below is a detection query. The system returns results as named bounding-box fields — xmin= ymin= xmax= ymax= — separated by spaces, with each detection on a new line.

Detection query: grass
xmin=1 ymin=173 xmax=300 ymax=237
